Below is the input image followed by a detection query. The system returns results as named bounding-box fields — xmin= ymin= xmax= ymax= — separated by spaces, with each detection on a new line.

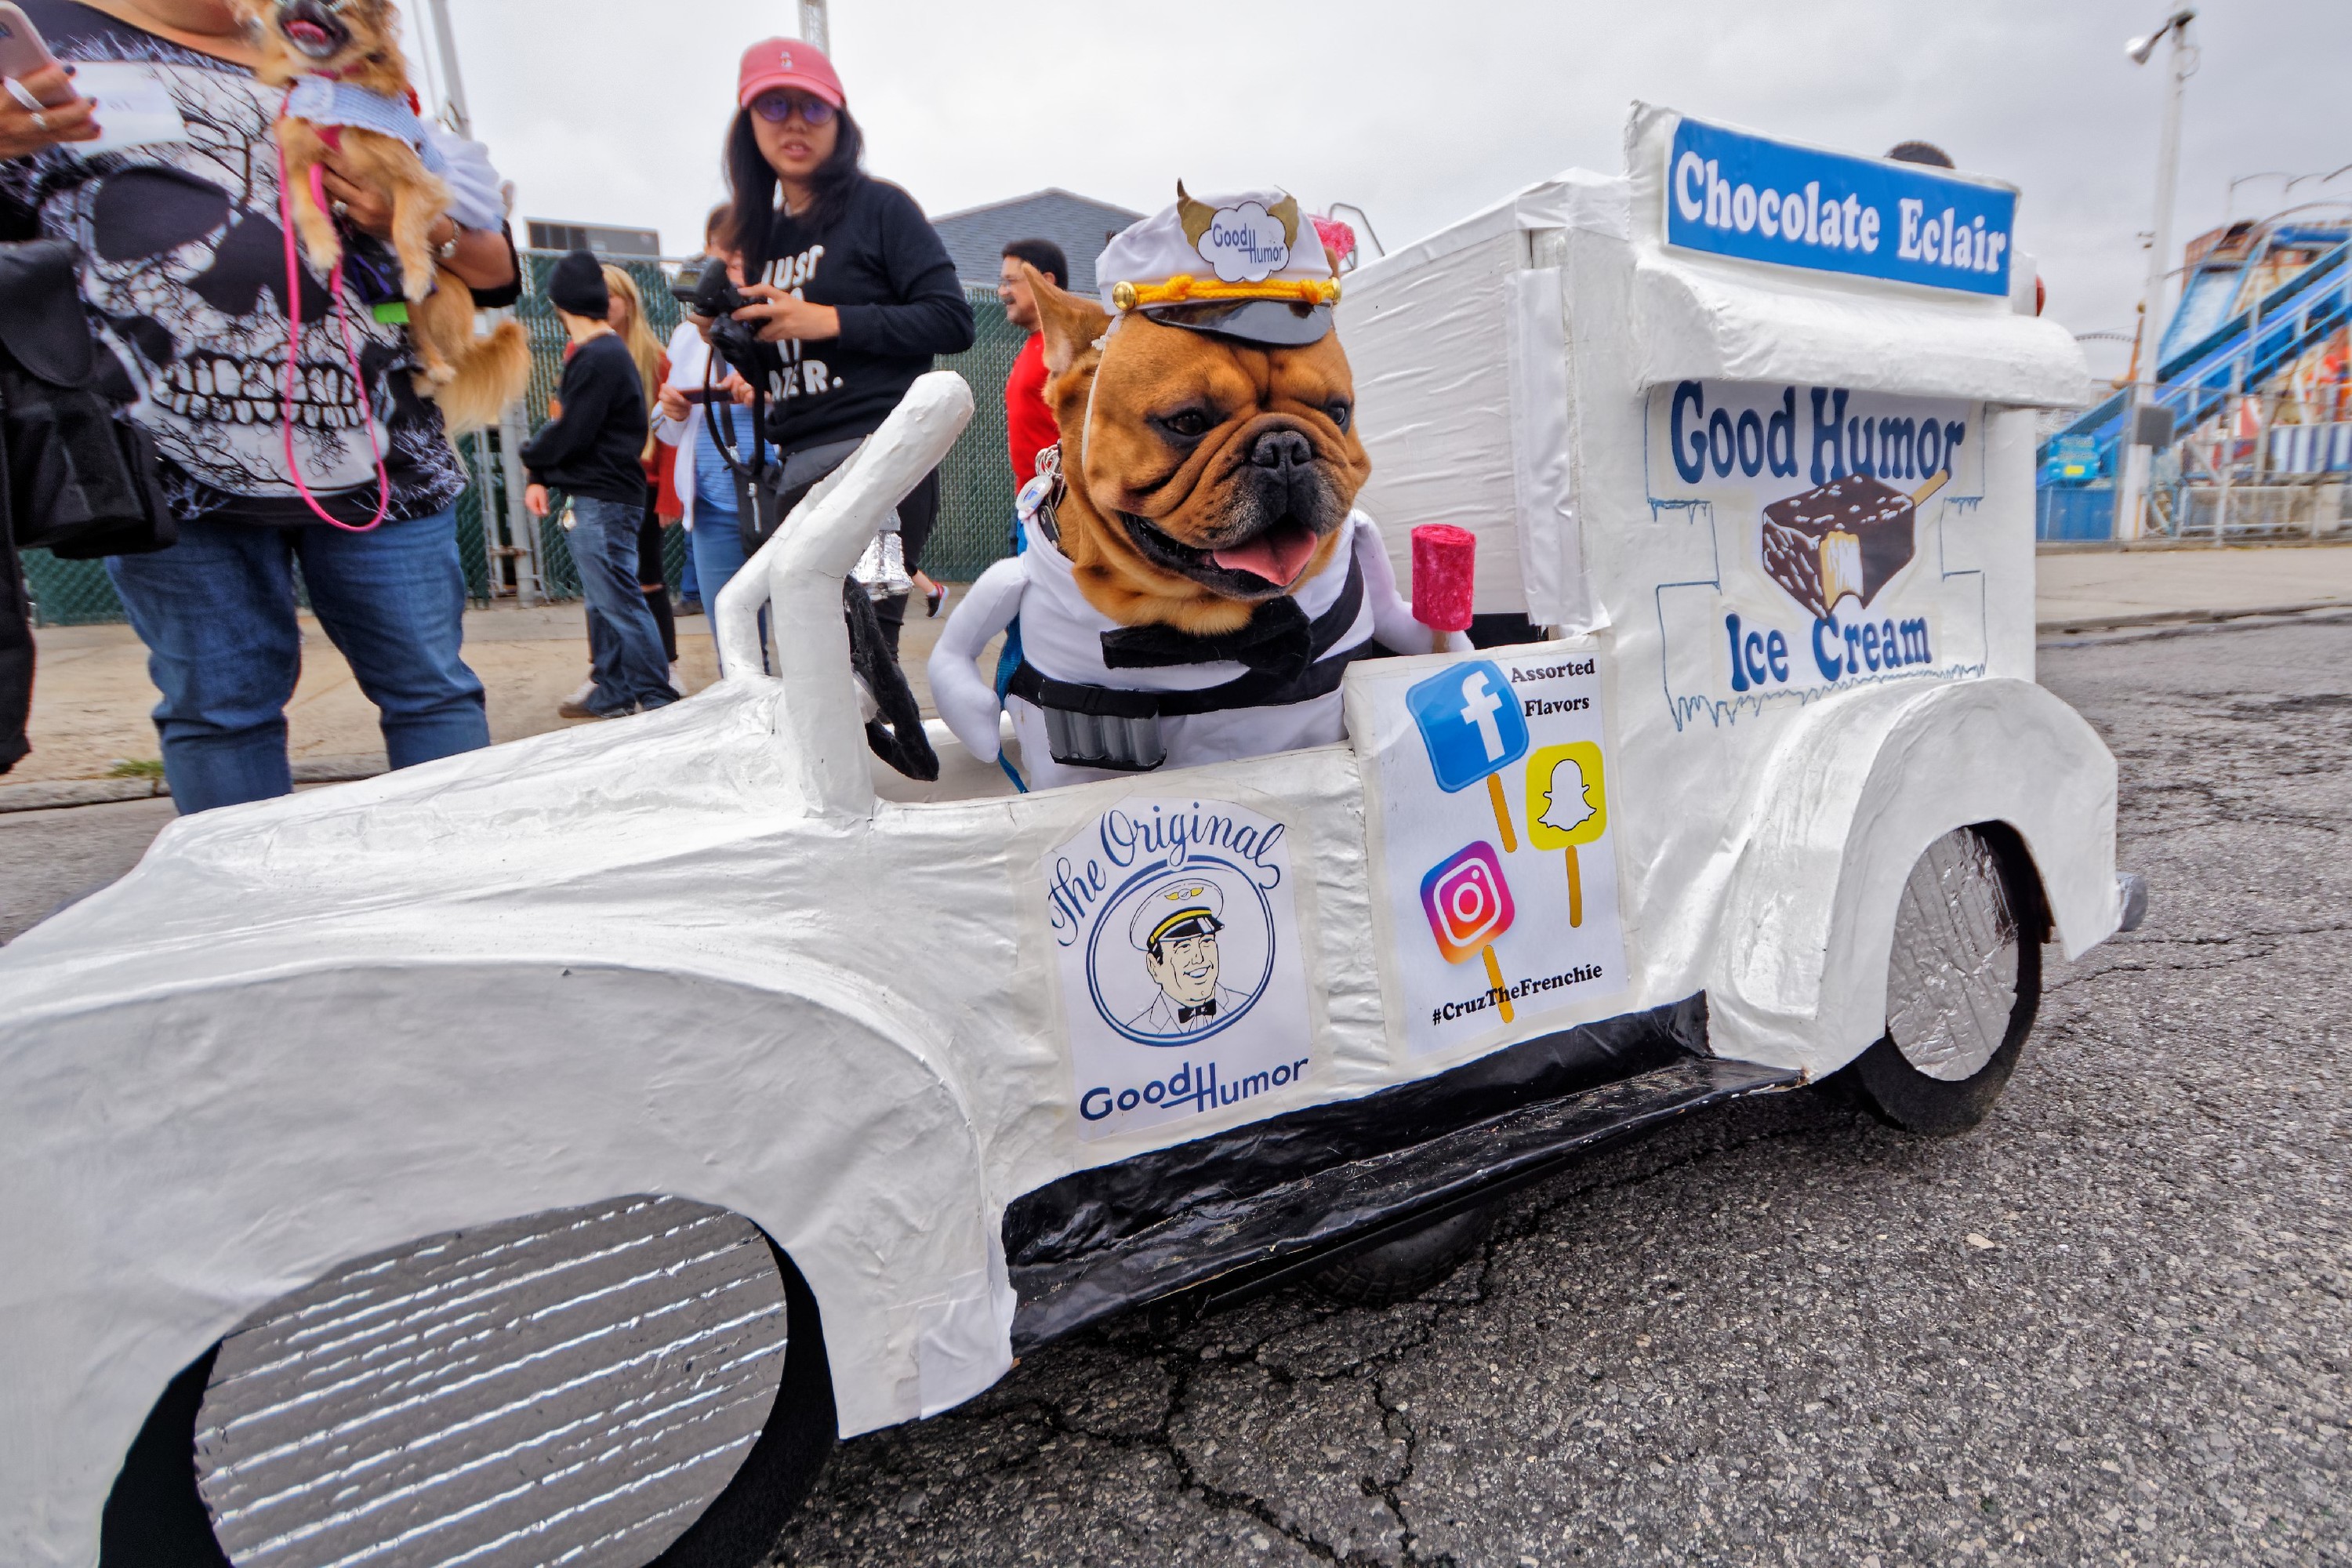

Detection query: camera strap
xmin=702 ymin=358 xmax=789 ymax=550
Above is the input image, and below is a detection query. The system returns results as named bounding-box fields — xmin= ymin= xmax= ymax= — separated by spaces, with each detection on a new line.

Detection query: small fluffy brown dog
xmin=246 ymin=0 xmax=528 ymax=433
xmin=1023 ymin=265 xmax=1372 ymax=637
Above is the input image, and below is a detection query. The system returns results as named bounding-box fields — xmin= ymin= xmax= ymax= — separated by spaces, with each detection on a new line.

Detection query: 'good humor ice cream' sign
xmin=1664 ymin=115 xmax=2017 ymax=298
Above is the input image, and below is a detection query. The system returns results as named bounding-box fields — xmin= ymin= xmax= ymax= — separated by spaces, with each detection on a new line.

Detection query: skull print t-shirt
xmin=0 ymin=1 xmax=521 ymax=529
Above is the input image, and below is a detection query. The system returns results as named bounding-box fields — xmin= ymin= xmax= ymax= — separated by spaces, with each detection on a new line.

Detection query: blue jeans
xmin=572 ymin=496 xmax=677 ymax=717
xmin=107 ymin=506 xmax=489 ymax=815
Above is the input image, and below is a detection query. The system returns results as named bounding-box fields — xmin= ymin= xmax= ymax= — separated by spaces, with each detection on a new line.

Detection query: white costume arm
xmin=928 ymin=558 xmax=1028 ymax=763
xmin=1355 ymin=513 xmax=1472 ymax=655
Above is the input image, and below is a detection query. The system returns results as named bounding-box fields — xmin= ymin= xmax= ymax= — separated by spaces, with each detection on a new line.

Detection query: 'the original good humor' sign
xmin=1664 ymin=114 xmax=2018 ymax=298
xmin=1043 ymin=798 xmax=1316 ymax=1142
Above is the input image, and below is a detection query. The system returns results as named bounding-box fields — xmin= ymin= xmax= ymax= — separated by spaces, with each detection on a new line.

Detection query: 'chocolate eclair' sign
xmin=1647 ymin=380 xmax=1992 ymax=731
xmin=1664 ymin=115 xmax=2019 ymax=299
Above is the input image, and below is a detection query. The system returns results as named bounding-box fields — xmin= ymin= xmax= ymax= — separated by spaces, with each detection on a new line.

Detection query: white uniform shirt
xmin=930 ymin=512 xmax=1461 ymax=791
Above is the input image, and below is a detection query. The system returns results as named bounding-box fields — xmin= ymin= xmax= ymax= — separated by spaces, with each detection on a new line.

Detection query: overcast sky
xmin=412 ymin=0 xmax=2348 ymax=381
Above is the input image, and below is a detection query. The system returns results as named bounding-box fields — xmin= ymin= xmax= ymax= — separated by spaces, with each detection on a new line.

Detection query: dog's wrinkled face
xmin=1029 ymin=268 xmax=1370 ymax=636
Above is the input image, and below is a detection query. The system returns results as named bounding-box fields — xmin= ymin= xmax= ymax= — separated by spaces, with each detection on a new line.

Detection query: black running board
xmin=1009 ymin=1055 xmax=1798 ymax=1351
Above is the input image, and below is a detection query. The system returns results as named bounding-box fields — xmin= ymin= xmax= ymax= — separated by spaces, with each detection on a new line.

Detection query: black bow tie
xmin=1178 ymin=1000 xmax=1218 ymax=1023
xmin=1102 ymin=597 xmax=1316 ymax=678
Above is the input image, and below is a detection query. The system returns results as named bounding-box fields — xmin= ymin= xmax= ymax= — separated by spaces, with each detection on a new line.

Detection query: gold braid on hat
xmin=1111 ymin=274 xmax=1342 ymax=313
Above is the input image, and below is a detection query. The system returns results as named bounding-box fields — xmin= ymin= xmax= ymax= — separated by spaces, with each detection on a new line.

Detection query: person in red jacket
xmin=999 ymin=239 xmax=1068 ymax=496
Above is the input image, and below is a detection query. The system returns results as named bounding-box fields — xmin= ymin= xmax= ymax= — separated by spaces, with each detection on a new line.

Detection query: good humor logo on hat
xmin=1099 ymin=183 xmax=1340 ymax=320
xmin=1182 ymin=188 xmax=1292 ymax=282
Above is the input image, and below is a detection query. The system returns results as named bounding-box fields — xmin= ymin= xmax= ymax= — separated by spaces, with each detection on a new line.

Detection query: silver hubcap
xmin=194 ymin=1195 xmax=789 ymax=1568
xmin=1885 ymin=829 xmax=2020 ymax=1083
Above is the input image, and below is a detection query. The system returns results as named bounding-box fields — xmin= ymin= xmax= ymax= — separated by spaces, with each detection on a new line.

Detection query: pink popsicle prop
xmin=1411 ymin=525 xmax=1477 ymax=653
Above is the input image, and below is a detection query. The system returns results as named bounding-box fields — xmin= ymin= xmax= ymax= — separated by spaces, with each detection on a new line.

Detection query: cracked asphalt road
xmin=3 ymin=619 xmax=2345 ymax=1566
xmin=768 ymin=619 xmax=2351 ymax=1567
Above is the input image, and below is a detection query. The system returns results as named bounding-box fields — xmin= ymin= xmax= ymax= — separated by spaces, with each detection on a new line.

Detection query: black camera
xmin=690 ymin=262 xmax=783 ymax=383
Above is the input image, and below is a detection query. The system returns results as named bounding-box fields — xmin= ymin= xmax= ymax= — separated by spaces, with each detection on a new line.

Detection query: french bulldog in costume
xmin=930 ymin=186 xmax=1468 ymax=790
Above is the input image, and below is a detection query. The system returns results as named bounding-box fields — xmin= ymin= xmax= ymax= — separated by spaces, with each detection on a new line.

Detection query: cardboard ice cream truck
xmin=0 ymin=107 xmax=2130 ymax=1568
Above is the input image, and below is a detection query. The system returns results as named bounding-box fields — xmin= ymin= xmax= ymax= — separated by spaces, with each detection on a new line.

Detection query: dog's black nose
xmin=1249 ymin=429 xmax=1315 ymax=473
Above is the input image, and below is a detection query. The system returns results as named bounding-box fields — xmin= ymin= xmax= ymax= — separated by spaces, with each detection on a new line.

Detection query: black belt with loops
xmin=1006 ymin=553 xmax=1376 ymax=772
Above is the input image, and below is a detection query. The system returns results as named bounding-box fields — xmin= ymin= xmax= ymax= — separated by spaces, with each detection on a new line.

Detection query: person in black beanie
xmin=521 ymin=252 xmax=672 ymax=719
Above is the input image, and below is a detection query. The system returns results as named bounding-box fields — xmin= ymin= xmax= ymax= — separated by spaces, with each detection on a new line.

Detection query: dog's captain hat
xmin=1097 ymin=183 xmax=1340 ymax=348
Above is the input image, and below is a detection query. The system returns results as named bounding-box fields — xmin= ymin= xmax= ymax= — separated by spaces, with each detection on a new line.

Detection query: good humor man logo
xmin=1046 ymin=800 xmax=1286 ymax=1046
xmin=1044 ymin=800 xmax=1316 ymax=1140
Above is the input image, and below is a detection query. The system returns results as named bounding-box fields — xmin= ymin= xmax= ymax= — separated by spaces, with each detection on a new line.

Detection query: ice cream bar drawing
xmin=1759 ymin=470 xmax=1947 ymax=618
xmin=1421 ymin=841 xmax=1518 ymax=1024
xmin=1411 ymin=524 xmax=1478 ymax=652
xmin=1526 ymin=742 xmax=1608 ymax=930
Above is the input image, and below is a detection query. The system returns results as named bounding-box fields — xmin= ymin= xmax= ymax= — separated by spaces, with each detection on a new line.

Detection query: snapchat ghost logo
xmin=1523 ymin=742 xmax=1607 ymax=930
xmin=1526 ymin=743 xmax=1608 ymax=851
xmin=1536 ymin=756 xmax=1597 ymax=839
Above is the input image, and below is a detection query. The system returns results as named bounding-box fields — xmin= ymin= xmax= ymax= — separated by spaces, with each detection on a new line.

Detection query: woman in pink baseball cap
xmin=702 ymin=37 xmax=975 ymax=652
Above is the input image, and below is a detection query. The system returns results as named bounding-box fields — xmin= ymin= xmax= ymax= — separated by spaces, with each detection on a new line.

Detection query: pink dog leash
xmin=274 ymin=129 xmax=392 ymax=533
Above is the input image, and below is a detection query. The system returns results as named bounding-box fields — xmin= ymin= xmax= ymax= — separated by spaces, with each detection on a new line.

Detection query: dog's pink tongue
xmin=1213 ymin=522 xmax=1319 ymax=587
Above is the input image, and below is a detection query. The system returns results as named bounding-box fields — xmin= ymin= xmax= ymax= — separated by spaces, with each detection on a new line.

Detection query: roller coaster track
xmin=2044 ymin=238 xmax=2352 ymax=466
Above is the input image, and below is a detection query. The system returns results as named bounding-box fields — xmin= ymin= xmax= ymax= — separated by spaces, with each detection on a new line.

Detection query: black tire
xmin=101 ymin=1240 xmax=835 ymax=1568
xmin=653 ymin=1240 xmax=837 ymax=1566
xmin=98 ymin=1348 xmax=230 ymax=1568
xmin=1311 ymin=1205 xmax=1496 ymax=1308
xmin=1834 ymin=824 xmax=2043 ymax=1137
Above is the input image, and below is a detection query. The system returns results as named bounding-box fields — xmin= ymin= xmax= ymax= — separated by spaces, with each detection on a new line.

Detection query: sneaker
xmin=926 ymin=583 xmax=953 ymax=619
xmin=563 ymin=677 xmax=595 ymax=706
xmin=677 ymin=597 xmax=704 ymax=617
xmin=558 ymin=695 xmax=631 ymax=720
xmin=670 ymin=663 xmax=688 ymax=696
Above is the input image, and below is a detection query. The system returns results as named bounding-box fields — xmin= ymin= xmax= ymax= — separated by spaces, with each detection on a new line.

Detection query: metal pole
xmin=499 ymin=405 xmax=543 ymax=604
xmin=798 ymin=0 xmax=830 ymax=53
xmin=2116 ymin=13 xmax=2196 ymax=543
xmin=422 ymin=0 xmax=473 ymax=136
xmin=2214 ymin=332 xmax=2242 ymax=545
xmin=419 ymin=0 xmax=537 ymax=601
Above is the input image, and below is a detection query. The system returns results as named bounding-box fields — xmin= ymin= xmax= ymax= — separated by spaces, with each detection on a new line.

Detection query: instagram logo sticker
xmin=1419 ymin=843 xmax=1519 ymax=1022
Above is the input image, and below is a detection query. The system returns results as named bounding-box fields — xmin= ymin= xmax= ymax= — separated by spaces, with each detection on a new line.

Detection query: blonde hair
xmin=602 ymin=264 xmax=666 ymax=463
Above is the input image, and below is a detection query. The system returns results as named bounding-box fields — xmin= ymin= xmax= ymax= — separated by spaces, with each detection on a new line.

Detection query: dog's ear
xmin=1027 ymin=264 xmax=1110 ymax=378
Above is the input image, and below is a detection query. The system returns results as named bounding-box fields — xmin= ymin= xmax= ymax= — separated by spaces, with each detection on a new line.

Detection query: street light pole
xmin=422 ymin=0 xmax=473 ymax=136
xmin=418 ymin=0 xmax=541 ymax=602
xmin=2115 ymin=9 xmax=2197 ymax=542
xmin=799 ymin=0 xmax=830 ymax=53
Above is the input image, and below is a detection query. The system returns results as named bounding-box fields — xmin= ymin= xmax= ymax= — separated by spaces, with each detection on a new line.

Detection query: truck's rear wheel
xmin=1311 ymin=1205 xmax=1496 ymax=1307
xmin=1838 ymin=825 xmax=2042 ymax=1136
xmin=101 ymin=1196 xmax=833 ymax=1568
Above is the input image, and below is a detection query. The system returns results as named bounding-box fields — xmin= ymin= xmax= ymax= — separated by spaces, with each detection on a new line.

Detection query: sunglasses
xmin=751 ymin=92 xmax=837 ymax=127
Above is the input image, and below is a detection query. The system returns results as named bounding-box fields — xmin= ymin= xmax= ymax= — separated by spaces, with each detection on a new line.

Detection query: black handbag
xmin=0 ymin=239 xmax=176 ymax=561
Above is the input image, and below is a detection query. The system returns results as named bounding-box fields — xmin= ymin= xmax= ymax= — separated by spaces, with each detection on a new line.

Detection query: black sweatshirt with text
xmin=520 ymin=334 xmax=648 ymax=505
xmin=753 ymin=179 xmax=977 ymax=453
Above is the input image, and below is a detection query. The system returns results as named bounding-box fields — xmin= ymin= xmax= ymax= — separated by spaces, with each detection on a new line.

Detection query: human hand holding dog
xmin=735 ymin=283 xmax=840 ymax=344
xmin=314 ymin=152 xmax=517 ymax=294
xmin=0 ymin=67 xmax=99 ymax=158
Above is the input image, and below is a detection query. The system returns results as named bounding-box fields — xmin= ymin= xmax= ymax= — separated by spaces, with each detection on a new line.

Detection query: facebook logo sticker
xmin=1406 ymin=661 xmax=1530 ymax=793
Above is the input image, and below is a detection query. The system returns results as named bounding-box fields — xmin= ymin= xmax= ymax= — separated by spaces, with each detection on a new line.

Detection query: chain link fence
xmin=23 ymin=267 xmax=1026 ymax=626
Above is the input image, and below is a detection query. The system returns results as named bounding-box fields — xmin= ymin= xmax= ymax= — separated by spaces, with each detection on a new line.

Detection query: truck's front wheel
xmin=101 ymin=1197 xmax=835 ymax=1568
xmin=1835 ymin=824 xmax=2043 ymax=1136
